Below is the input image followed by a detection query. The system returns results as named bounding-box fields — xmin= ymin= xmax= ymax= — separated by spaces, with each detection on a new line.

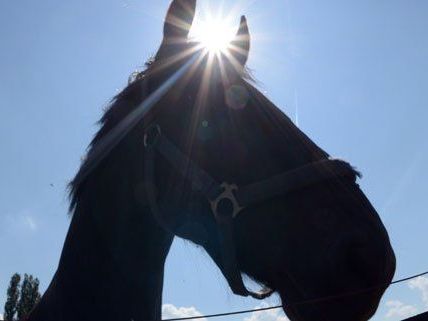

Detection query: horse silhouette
xmin=25 ymin=1 xmax=395 ymax=320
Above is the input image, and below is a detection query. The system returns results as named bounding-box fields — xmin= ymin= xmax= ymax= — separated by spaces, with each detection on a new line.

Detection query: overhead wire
xmin=161 ymin=270 xmax=428 ymax=321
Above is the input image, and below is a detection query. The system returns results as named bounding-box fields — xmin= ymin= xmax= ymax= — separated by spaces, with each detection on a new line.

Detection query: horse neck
xmin=27 ymin=196 xmax=174 ymax=321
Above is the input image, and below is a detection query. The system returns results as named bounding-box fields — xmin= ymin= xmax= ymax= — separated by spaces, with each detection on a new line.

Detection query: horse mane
xmin=68 ymin=61 xmax=153 ymax=212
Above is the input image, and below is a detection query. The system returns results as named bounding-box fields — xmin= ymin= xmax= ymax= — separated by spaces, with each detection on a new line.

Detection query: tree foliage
xmin=4 ymin=274 xmax=21 ymax=321
xmin=16 ymin=274 xmax=41 ymax=320
xmin=3 ymin=273 xmax=41 ymax=321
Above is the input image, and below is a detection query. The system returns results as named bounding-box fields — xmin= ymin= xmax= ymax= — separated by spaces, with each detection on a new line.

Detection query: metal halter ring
xmin=144 ymin=124 xmax=162 ymax=148
xmin=210 ymin=183 xmax=245 ymax=220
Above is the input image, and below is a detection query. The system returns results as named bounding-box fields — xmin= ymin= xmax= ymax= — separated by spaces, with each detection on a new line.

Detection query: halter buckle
xmin=210 ymin=183 xmax=244 ymax=220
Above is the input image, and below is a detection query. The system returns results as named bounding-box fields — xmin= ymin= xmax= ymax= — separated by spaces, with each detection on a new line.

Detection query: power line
xmin=162 ymin=270 xmax=428 ymax=321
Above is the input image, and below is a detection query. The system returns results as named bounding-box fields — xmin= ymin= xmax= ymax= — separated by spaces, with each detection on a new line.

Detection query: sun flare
xmin=190 ymin=16 xmax=236 ymax=53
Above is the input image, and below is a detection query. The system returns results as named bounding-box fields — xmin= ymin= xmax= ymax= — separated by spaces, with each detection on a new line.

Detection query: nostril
xmin=350 ymin=241 xmax=396 ymax=287
xmin=347 ymin=245 xmax=380 ymax=287
xmin=329 ymin=233 xmax=384 ymax=287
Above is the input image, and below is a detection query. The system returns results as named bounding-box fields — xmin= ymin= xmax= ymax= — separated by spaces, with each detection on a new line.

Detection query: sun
xmin=190 ymin=16 xmax=236 ymax=53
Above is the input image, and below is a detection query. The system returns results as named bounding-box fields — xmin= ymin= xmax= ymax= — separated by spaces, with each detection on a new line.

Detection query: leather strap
xmin=236 ymin=159 xmax=356 ymax=207
xmin=144 ymin=125 xmax=272 ymax=299
xmin=154 ymin=133 xmax=223 ymax=201
xmin=146 ymin=126 xmax=356 ymax=213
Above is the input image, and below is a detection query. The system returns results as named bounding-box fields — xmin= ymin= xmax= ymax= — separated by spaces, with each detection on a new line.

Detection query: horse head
xmin=65 ymin=1 xmax=396 ymax=320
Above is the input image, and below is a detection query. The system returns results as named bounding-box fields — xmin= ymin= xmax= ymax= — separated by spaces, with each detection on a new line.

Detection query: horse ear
xmin=230 ymin=16 xmax=251 ymax=67
xmin=163 ymin=0 xmax=196 ymax=40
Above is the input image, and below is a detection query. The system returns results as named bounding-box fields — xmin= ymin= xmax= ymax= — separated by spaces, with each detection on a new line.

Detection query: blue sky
xmin=0 ymin=1 xmax=427 ymax=320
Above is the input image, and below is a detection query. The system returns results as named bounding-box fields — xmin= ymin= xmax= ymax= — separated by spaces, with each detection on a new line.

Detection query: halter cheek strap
xmin=143 ymin=124 xmax=357 ymax=299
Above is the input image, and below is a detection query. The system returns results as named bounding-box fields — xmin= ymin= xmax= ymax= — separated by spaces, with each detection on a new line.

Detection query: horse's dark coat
xmin=404 ymin=312 xmax=428 ymax=321
xmin=26 ymin=1 xmax=395 ymax=320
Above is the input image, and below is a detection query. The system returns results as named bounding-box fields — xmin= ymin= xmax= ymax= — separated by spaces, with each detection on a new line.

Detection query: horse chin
xmin=276 ymin=284 xmax=383 ymax=321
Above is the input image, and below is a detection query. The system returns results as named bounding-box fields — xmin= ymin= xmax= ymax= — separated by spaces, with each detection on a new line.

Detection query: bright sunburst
xmin=190 ymin=15 xmax=236 ymax=53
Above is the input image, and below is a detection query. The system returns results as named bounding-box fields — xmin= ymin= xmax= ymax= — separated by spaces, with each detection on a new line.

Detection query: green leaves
xmin=3 ymin=273 xmax=41 ymax=321
xmin=4 ymin=274 xmax=20 ymax=321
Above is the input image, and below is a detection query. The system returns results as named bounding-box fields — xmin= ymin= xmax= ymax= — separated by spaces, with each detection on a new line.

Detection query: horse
xmin=25 ymin=1 xmax=396 ymax=320
xmin=404 ymin=312 xmax=428 ymax=321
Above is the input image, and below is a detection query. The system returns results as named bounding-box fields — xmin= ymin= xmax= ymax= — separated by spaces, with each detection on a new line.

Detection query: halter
xmin=143 ymin=123 xmax=358 ymax=300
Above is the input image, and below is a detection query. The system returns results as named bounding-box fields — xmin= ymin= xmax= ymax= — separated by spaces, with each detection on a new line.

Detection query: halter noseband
xmin=143 ymin=123 xmax=357 ymax=300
